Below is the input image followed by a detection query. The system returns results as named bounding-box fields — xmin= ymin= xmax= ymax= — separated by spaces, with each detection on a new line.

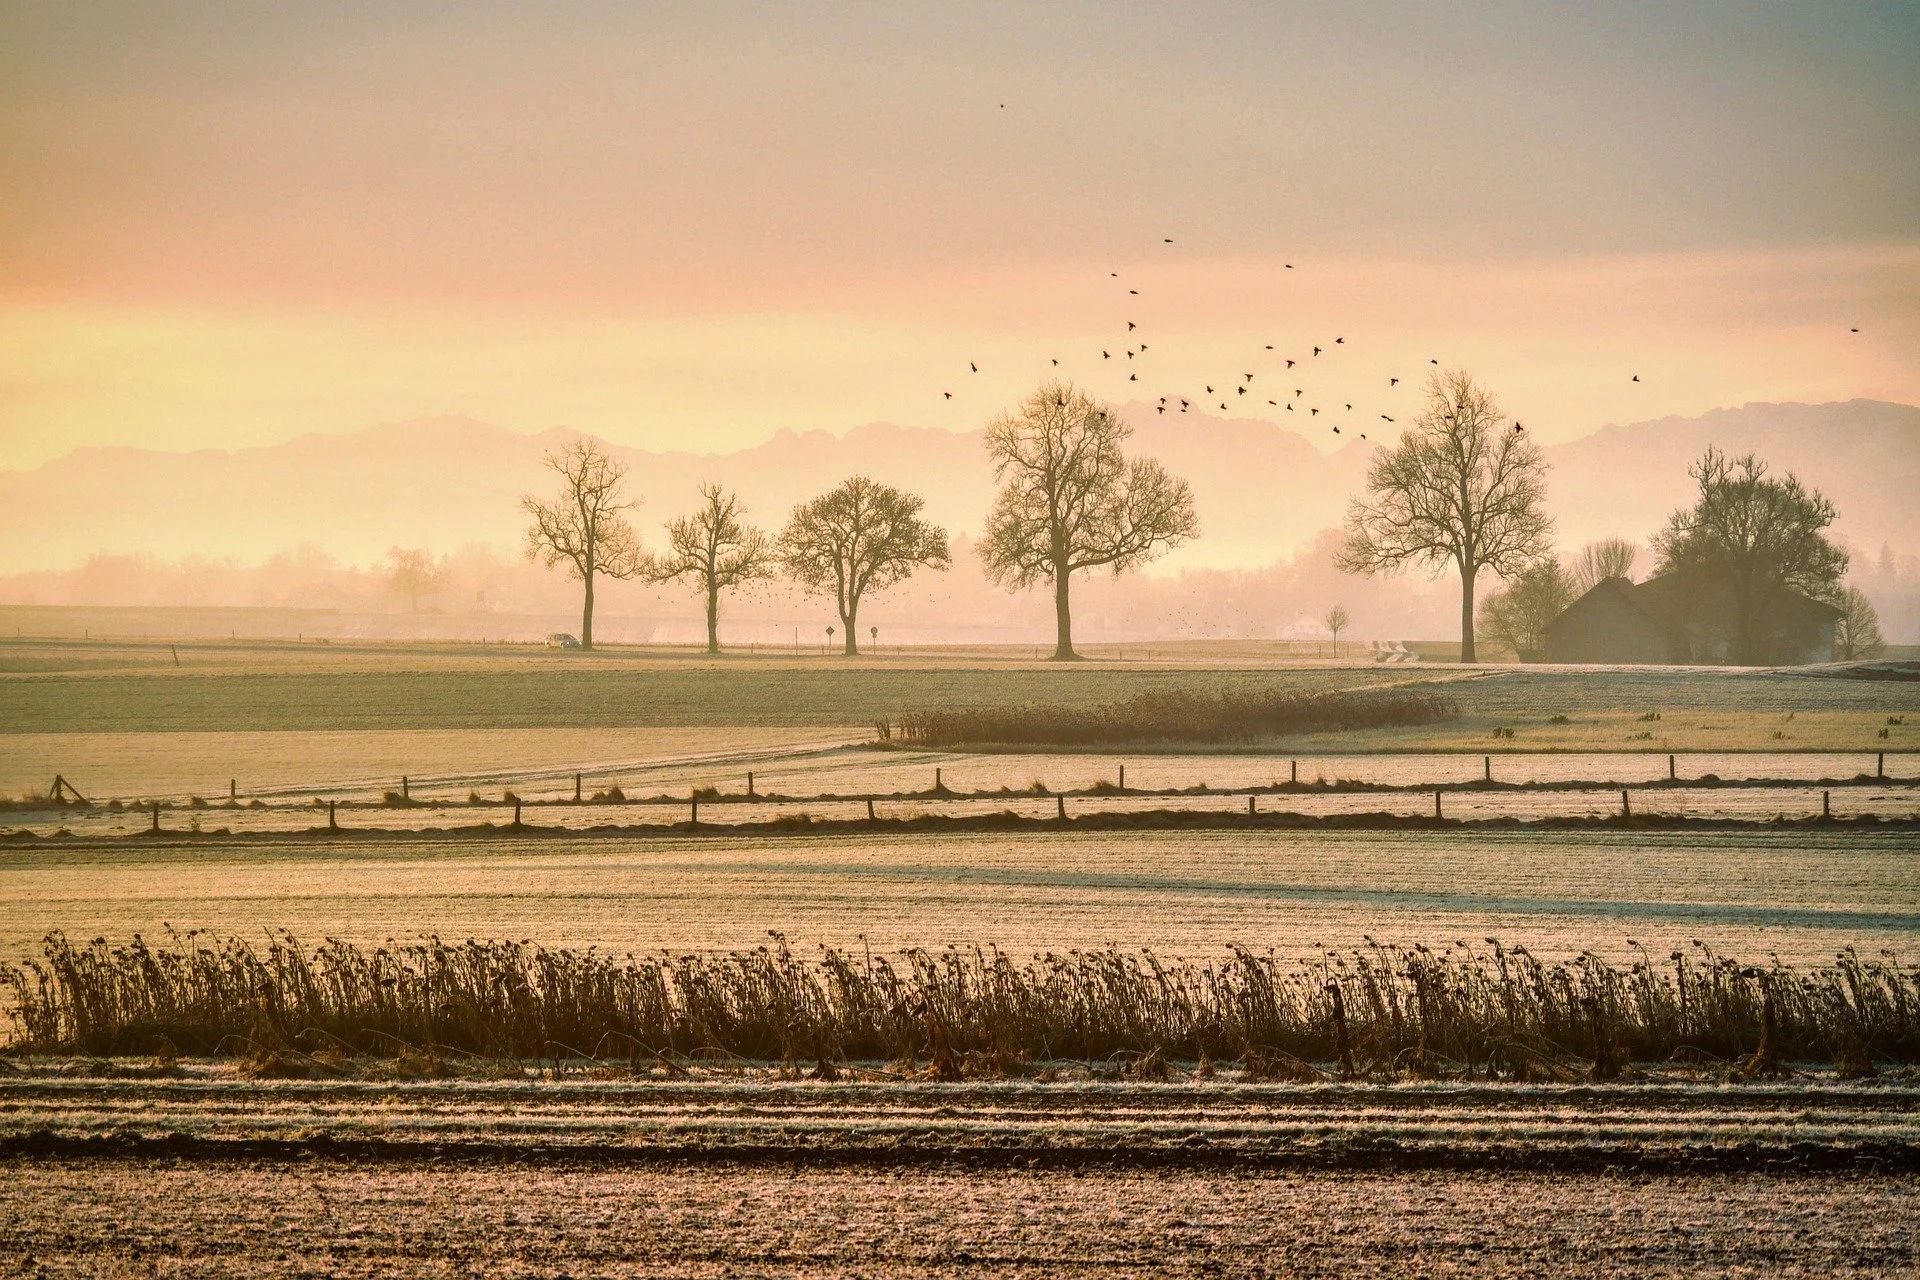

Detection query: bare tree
xmin=1323 ymin=603 xmax=1350 ymax=658
xmin=1336 ymin=370 xmax=1551 ymax=662
xmin=1569 ymin=539 xmax=1639 ymax=594
xmin=1477 ymin=559 xmax=1576 ymax=661
xmin=1652 ymin=449 xmax=1848 ymax=664
xmin=646 ymin=483 xmax=775 ymax=654
xmin=979 ymin=382 xmax=1198 ymax=660
xmin=522 ymin=439 xmax=644 ymax=650
xmin=1832 ymin=585 xmax=1884 ymax=661
xmin=384 ymin=546 xmax=447 ymax=613
xmin=780 ymin=476 xmax=950 ymax=655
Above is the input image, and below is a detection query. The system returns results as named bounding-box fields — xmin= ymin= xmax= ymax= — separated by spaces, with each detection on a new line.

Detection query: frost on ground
xmin=1 ymin=1160 xmax=1915 ymax=1278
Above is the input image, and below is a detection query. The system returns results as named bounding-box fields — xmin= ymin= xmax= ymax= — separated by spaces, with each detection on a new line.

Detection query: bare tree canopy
xmin=645 ymin=483 xmax=775 ymax=654
xmin=1323 ymin=603 xmax=1350 ymax=657
xmin=1651 ymin=449 xmax=1848 ymax=664
xmin=1569 ymin=538 xmax=1639 ymax=594
xmin=980 ymin=381 xmax=1198 ymax=660
xmin=1336 ymin=370 xmax=1551 ymax=662
xmin=521 ymin=438 xmax=644 ymax=650
xmin=780 ymin=476 xmax=950 ymax=655
xmin=1478 ymin=559 xmax=1576 ymax=661
xmin=384 ymin=546 xmax=447 ymax=613
xmin=1832 ymin=585 xmax=1884 ymax=661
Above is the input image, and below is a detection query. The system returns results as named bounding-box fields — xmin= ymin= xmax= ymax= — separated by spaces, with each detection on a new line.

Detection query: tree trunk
xmin=1052 ymin=566 xmax=1077 ymax=661
xmin=705 ymin=582 xmax=720 ymax=655
xmin=581 ymin=571 xmax=595 ymax=651
xmin=1458 ymin=562 xmax=1476 ymax=663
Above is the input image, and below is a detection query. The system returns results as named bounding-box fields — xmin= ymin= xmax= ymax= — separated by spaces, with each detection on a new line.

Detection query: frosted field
xmin=3 ymin=827 xmax=1913 ymax=966
xmin=8 ymin=1161 xmax=1916 ymax=1277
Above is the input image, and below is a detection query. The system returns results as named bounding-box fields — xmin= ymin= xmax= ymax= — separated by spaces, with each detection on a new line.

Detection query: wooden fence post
xmin=1434 ymin=791 xmax=1442 ymax=820
xmin=575 ymin=773 xmax=582 ymax=802
xmin=1247 ymin=795 xmax=1256 ymax=815
xmin=328 ymin=801 xmax=337 ymax=831
xmin=867 ymin=798 xmax=876 ymax=821
xmin=1484 ymin=756 xmax=1491 ymax=782
xmin=1291 ymin=760 xmax=1298 ymax=784
xmin=229 ymin=778 xmax=237 ymax=802
xmin=513 ymin=800 xmax=522 ymax=827
xmin=1621 ymin=790 xmax=1631 ymax=818
xmin=1119 ymin=764 xmax=1126 ymax=790
xmin=1669 ymin=754 xmax=1676 ymax=781
xmin=691 ymin=799 xmax=699 ymax=826
xmin=1823 ymin=790 xmax=1831 ymax=819
xmin=1056 ymin=795 xmax=1067 ymax=821
xmin=152 ymin=802 xmax=160 ymax=832
xmin=747 ymin=771 xmax=755 ymax=796
xmin=402 ymin=775 xmax=409 ymax=800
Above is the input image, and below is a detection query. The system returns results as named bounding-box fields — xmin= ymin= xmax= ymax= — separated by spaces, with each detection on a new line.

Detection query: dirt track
xmin=3 ymin=1160 xmax=1916 ymax=1277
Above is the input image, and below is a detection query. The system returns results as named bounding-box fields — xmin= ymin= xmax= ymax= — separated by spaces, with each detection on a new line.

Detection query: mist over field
xmin=4 ymin=398 xmax=1917 ymax=645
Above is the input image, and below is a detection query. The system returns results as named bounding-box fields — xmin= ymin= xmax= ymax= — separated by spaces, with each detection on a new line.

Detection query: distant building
xmin=1543 ymin=571 xmax=1839 ymax=666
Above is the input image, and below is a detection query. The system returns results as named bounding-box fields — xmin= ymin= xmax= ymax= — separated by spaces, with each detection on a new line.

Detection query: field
xmin=4 ymin=637 xmax=1919 ymax=1272
xmin=9 ymin=1162 xmax=1917 ymax=1277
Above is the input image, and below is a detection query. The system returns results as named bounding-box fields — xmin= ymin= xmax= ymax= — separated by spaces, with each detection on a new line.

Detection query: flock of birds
xmin=935 ymin=153 xmax=1868 ymax=447
xmin=934 ymin=236 xmax=1568 ymax=445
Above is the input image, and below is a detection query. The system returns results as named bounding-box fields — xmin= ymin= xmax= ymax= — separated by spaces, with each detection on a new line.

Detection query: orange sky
xmin=2 ymin=3 xmax=1916 ymax=469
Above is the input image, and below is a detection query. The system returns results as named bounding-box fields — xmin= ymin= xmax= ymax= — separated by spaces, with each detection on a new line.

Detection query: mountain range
xmin=2 ymin=399 xmax=1914 ymax=577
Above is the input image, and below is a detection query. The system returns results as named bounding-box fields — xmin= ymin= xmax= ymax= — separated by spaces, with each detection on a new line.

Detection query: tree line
xmin=520 ymin=368 xmax=1878 ymax=662
xmin=521 ymin=381 xmax=1196 ymax=655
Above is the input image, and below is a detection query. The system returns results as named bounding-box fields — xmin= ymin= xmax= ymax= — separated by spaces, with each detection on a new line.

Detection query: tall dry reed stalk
xmin=4 ymin=932 xmax=1913 ymax=1073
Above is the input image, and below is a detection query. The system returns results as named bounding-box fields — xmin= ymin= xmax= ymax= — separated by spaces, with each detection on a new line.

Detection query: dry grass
xmin=898 ymin=688 xmax=1460 ymax=748
xmin=5 ymin=931 xmax=1913 ymax=1075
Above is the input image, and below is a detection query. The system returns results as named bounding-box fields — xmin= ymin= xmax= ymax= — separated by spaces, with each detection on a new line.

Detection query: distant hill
xmin=0 ymin=400 xmax=1913 ymax=575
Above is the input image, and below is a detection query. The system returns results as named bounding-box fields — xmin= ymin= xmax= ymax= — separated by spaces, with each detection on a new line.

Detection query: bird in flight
xmin=1631 ymin=374 xmax=1640 ymax=382
xmin=1164 ymin=238 xmax=1173 ymax=243
xmin=1285 ymin=263 xmax=1294 ymax=269
xmin=943 ymin=392 xmax=952 ymax=400
xmin=1051 ymin=358 xmax=1059 ymax=366
xmin=1103 ymin=350 xmax=1111 ymax=359
xmin=1335 ymin=337 xmax=1344 ymax=345
xmin=1244 ymin=373 xmax=1254 ymax=382
xmin=1268 ymin=399 xmax=1277 ymax=405
xmin=1333 ymin=426 xmax=1340 ymax=434
xmin=1430 ymin=359 xmax=1439 ymax=365
xmin=1129 ymin=289 xmax=1139 ymax=295
xmin=1381 ymin=414 xmax=1394 ymax=422
xmin=1286 ymin=359 xmax=1295 ymax=368
xmin=1139 ymin=343 xmax=1148 ymax=352
xmin=970 ymin=362 xmax=978 ymax=373
xmin=1313 ymin=346 xmax=1322 ymax=356
xmin=1156 ymin=404 xmax=1165 ymax=413
xmin=1390 ymin=377 xmax=1399 ymax=386
xmin=1237 ymin=386 xmax=1247 ymax=395
xmin=1129 ymin=373 xmax=1138 ymax=381
xmin=1311 ymin=407 xmax=1319 ymax=415
xmin=1513 ymin=422 xmax=1524 ymax=433
xmin=1851 ymin=327 xmax=1860 ymax=333
xmin=1127 ymin=321 xmax=1136 ymax=331
xmin=1206 ymin=385 xmax=1214 ymax=393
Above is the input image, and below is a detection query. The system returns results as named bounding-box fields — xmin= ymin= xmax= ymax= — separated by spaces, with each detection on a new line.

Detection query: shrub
xmin=897 ymin=686 xmax=1459 ymax=748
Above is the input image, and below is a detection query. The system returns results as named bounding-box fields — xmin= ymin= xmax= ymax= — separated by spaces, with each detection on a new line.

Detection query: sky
xmin=1 ymin=1 xmax=1917 ymax=471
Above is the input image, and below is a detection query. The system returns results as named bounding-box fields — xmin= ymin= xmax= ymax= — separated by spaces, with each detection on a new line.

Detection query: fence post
xmin=1484 ymin=756 xmax=1491 ymax=782
xmin=1434 ymin=791 xmax=1442 ymax=820
xmin=867 ymin=798 xmax=876 ymax=821
xmin=229 ymin=778 xmax=237 ymax=802
xmin=747 ymin=771 xmax=755 ymax=797
xmin=935 ymin=768 xmax=942 ymax=792
xmin=691 ymin=799 xmax=699 ymax=826
xmin=402 ymin=775 xmax=409 ymax=800
xmin=1669 ymin=754 xmax=1676 ymax=781
xmin=1621 ymin=790 xmax=1631 ymax=818
xmin=1119 ymin=764 xmax=1126 ymax=790
xmin=1823 ymin=790 xmax=1831 ymax=819
xmin=1057 ymin=795 xmax=1067 ymax=821
xmin=1247 ymin=795 xmax=1256 ymax=815
xmin=575 ymin=773 xmax=582 ymax=803
xmin=328 ymin=801 xmax=337 ymax=831
xmin=1879 ymin=752 xmax=1886 ymax=779
xmin=152 ymin=802 xmax=160 ymax=832
xmin=513 ymin=800 xmax=522 ymax=827
xmin=1291 ymin=760 xmax=1298 ymax=785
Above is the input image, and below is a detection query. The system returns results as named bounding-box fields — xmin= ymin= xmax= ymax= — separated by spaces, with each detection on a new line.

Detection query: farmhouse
xmin=1543 ymin=571 xmax=1839 ymax=666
